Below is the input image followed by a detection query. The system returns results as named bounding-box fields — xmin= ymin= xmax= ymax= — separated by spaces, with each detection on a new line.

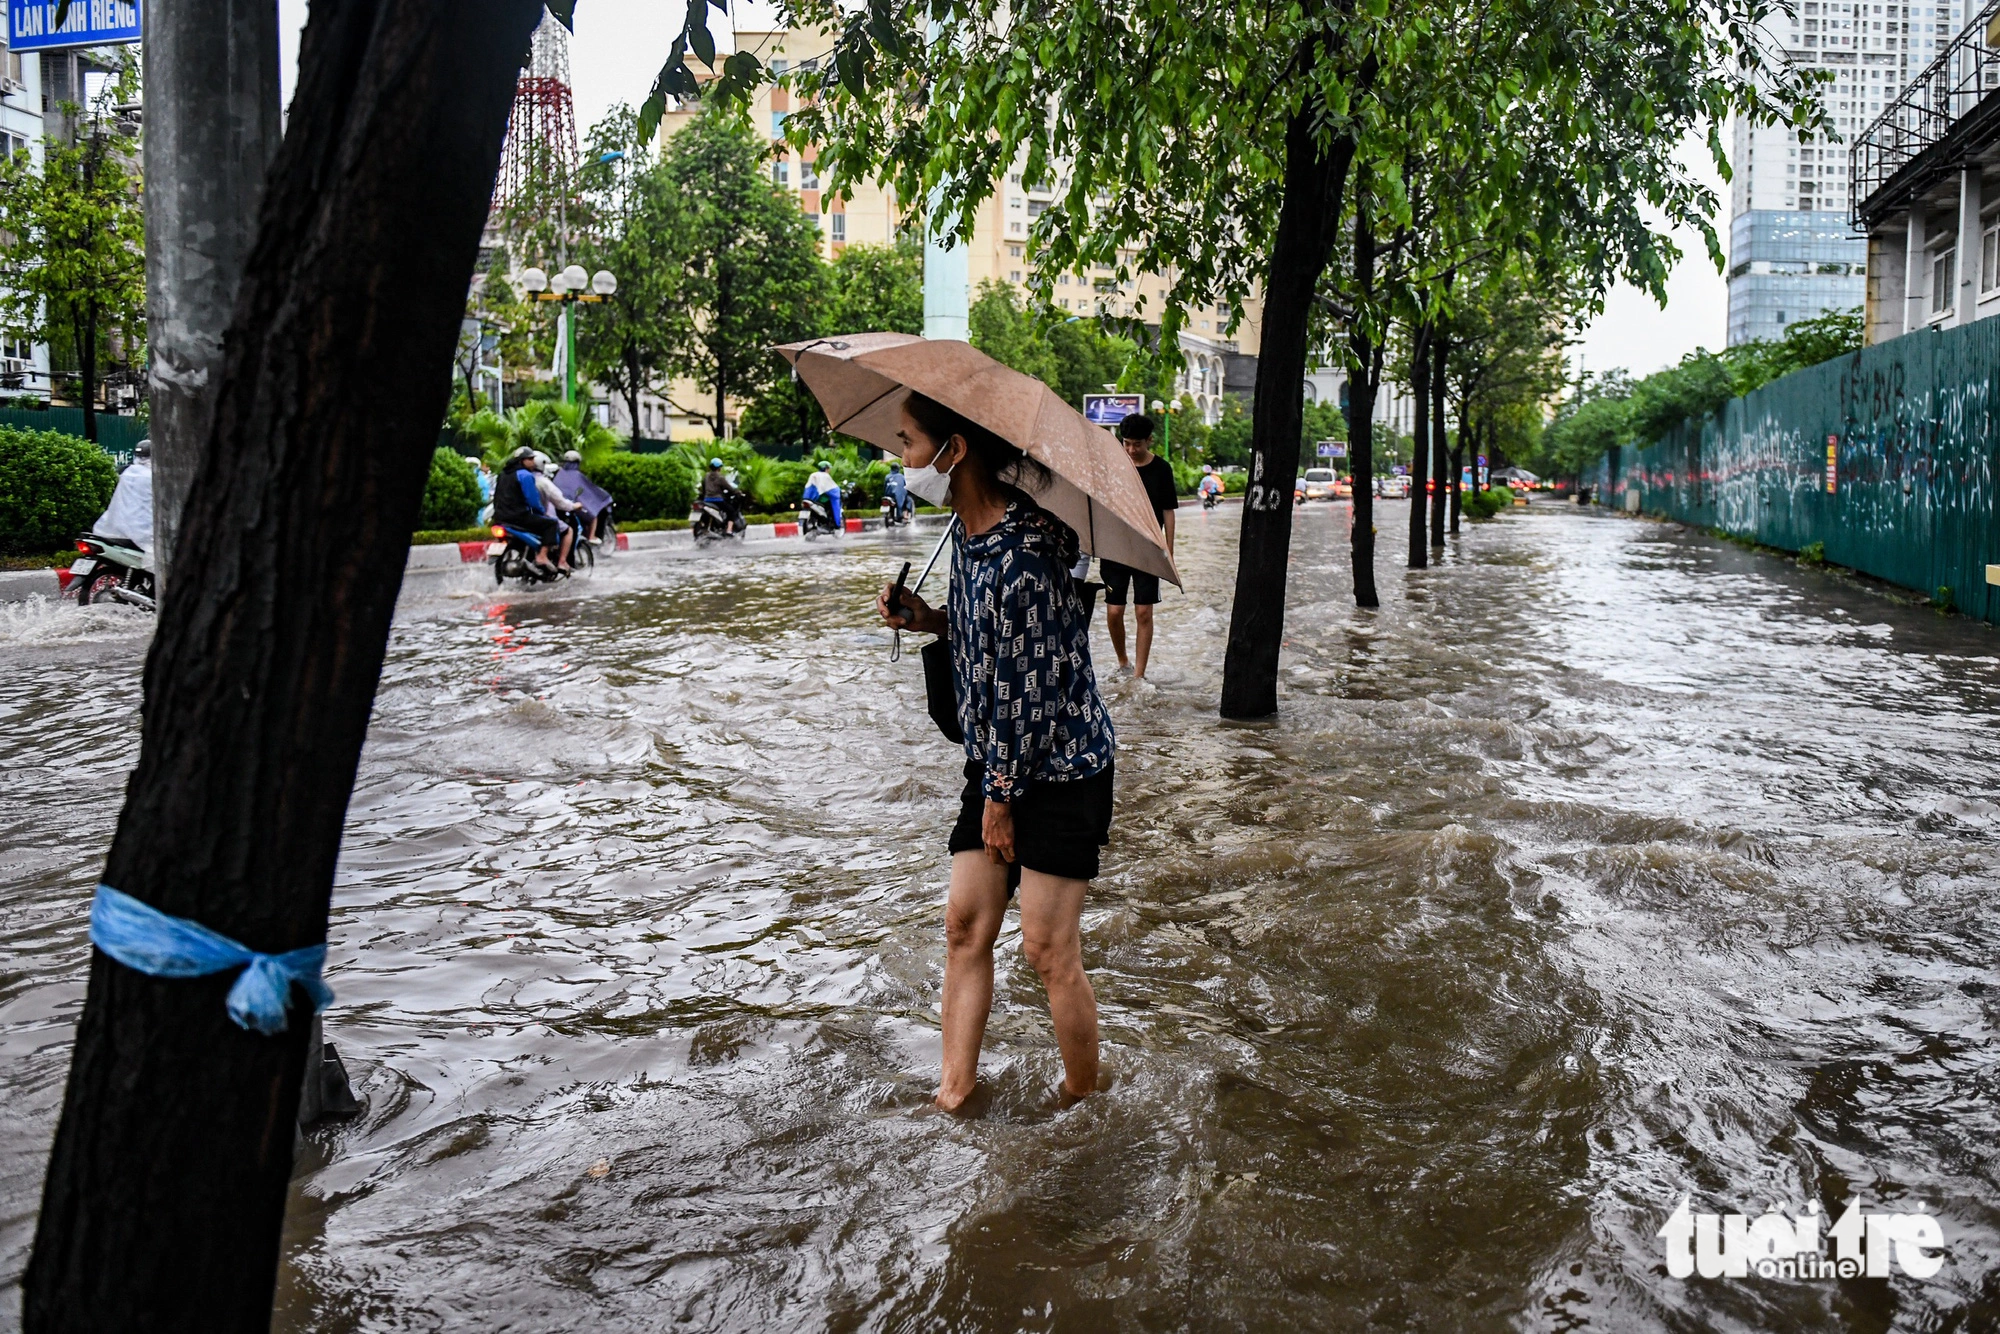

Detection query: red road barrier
xmin=616 ymin=533 xmax=629 ymax=551
xmin=773 ymin=522 xmax=800 ymax=537
xmin=458 ymin=541 xmax=489 ymax=564
xmin=844 ymin=518 xmax=864 ymax=533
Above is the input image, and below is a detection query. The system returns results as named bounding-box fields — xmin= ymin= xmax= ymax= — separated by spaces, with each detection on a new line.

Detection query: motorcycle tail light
xmin=490 ymin=526 xmax=505 ymax=538
xmin=76 ymin=540 xmax=92 ymax=553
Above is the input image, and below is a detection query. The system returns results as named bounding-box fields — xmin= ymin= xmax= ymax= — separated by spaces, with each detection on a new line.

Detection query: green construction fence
xmin=1592 ymin=316 xmax=2000 ymax=625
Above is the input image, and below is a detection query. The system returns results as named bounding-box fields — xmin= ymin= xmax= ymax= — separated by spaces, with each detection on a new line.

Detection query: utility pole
xmin=145 ymin=0 xmax=284 ymax=591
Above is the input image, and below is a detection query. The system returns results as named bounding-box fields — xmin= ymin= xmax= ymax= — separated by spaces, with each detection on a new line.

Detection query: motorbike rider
xmin=554 ymin=449 xmax=614 ymax=540
xmin=1197 ymin=465 xmax=1223 ymax=504
xmin=803 ymin=459 xmax=843 ymax=531
xmin=492 ymin=446 xmax=567 ymax=574
xmin=882 ymin=461 xmax=913 ymax=520
xmin=92 ymin=438 xmax=154 ymax=550
xmin=700 ymin=455 xmax=747 ymax=530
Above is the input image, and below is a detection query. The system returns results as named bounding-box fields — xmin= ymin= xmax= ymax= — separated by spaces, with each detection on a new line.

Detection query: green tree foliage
xmin=0 ymin=426 xmax=116 ymax=555
xmin=827 ymin=236 xmax=924 ymax=335
xmin=419 ymin=448 xmax=482 ymax=530
xmin=1537 ymin=306 xmax=1864 ymax=478
xmin=658 ymin=106 xmax=824 ymax=435
xmin=574 ymin=106 xmax=684 ymax=440
xmin=967 ymin=280 xmax=1137 ymax=409
xmin=461 ymin=398 xmax=620 ymax=470
xmin=968 ymin=280 xmax=1060 ymax=385
xmin=0 ymin=62 xmax=145 ymax=442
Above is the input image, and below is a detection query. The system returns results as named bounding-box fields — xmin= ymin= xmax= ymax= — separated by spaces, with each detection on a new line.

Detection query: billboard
xmin=1315 ymin=441 xmax=1346 ymax=458
xmin=10 ymin=0 xmax=142 ymax=52
xmin=1082 ymin=393 xmax=1143 ymax=428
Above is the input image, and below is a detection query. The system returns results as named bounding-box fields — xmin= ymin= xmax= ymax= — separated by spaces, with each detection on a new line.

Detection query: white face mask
xmin=903 ymin=447 xmax=956 ymax=505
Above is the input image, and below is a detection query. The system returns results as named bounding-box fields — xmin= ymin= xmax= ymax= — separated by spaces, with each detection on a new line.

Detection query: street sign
xmin=1082 ymin=393 xmax=1143 ymax=428
xmin=1825 ymin=433 xmax=1838 ymax=493
xmin=10 ymin=0 xmax=143 ymax=51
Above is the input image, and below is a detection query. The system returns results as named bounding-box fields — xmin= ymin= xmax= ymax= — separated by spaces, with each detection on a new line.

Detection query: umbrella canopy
xmin=774 ymin=333 xmax=1180 ymax=585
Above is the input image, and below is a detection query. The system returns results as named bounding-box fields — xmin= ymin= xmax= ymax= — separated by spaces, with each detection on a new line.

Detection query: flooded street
xmin=4 ymin=503 xmax=1999 ymax=1331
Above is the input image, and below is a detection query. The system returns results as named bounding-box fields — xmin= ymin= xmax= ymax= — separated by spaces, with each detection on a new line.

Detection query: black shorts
xmin=1100 ymin=560 xmax=1160 ymax=607
xmin=947 ymin=760 xmax=1114 ymax=886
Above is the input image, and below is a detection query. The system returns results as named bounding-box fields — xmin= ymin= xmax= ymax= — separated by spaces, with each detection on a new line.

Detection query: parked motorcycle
xmin=65 ymin=534 xmax=156 ymax=611
xmin=798 ymin=495 xmax=841 ymax=539
xmin=691 ymin=495 xmax=746 ymax=543
xmin=488 ymin=524 xmax=563 ymax=586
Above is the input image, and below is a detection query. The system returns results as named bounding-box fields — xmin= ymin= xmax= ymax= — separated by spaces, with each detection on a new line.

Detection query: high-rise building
xmin=1726 ymin=1 xmax=1964 ymax=344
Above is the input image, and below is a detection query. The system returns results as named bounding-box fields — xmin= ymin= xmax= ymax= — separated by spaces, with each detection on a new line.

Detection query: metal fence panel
xmin=1595 ymin=318 xmax=2000 ymax=625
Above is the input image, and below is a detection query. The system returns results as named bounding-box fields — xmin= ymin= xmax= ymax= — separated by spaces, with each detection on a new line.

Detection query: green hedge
xmin=420 ymin=447 xmax=482 ymax=530
xmin=0 ymin=426 xmax=118 ymax=555
xmin=593 ymin=451 xmax=697 ymax=521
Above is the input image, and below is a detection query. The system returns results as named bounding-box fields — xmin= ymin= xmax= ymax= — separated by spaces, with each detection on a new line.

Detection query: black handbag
xmin=920 ymin=636 xmax=963 ymax=743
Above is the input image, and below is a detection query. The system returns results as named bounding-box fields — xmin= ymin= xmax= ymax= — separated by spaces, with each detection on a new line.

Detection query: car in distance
xmin=1378 ymin=475 xmax=1411 ymax=499
xmin=1300 ymin=468 xmax=1339 ymax=501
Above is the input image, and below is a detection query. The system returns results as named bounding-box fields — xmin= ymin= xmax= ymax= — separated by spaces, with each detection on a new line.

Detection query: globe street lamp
xmin=520 ymin=264 xmax=617 ymax=406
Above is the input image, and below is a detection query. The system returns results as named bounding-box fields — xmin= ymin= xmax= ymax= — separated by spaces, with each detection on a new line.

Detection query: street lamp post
xmin=1150 ymin=396 xmax=1177 ymax=464
xmin=520 ymin=263 xmax=618 ymax=406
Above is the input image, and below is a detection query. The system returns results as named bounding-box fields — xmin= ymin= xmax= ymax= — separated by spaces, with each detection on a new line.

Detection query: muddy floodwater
xmin=4 ymin=503 xmax=2000 ymax=1332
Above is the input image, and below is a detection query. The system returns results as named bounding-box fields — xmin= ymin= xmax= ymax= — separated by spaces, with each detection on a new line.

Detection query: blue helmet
xmin=709 ymin=457 xmax=723 ymax=468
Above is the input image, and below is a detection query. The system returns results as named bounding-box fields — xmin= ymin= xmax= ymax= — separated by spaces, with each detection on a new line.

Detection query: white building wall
xmin=0 ymin=36 xmax=48 ymax=397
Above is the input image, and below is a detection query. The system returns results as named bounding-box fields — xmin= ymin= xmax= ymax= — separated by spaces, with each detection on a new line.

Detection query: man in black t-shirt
xmin=1100 ymin=413 xmax=1178 ymax=680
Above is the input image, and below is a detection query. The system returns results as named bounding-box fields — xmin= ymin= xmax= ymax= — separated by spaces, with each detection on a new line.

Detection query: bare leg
xmin=1105 ymin=603 xmax=1129 ymax=669
xmin=1133 ymin=604 xmax=1155 ymax=679
xmin=1016 ymin=869 xmax=1098 ymax=1099
xmin=939 ymin=851 xmax=1008 ymax=1110
xmin=558 ymin=526 xmax=575 ymax=570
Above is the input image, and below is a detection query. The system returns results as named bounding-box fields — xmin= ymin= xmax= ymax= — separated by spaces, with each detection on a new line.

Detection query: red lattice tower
xmin=495 ymin=9 xmax=579 ymax=212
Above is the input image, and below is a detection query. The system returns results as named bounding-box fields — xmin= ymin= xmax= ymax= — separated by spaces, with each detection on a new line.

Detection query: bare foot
xmin=935 ymin=1086 xmax=972 ymax=1112
xmin=1057 ymin=1082 xmax=1092 ymax=1107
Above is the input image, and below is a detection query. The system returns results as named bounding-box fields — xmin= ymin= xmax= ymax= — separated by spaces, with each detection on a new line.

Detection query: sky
xmin=277 ymin=0 xmax=1730 ymax=379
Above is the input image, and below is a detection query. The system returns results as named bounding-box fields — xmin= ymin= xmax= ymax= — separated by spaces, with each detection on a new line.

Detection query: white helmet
xmin=563 ymin=450 xmax=582 ymax=463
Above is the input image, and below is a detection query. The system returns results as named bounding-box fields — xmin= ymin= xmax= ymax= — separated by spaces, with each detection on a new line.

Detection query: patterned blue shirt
xmin=948 ymin=502 xmax=1115 ymax=802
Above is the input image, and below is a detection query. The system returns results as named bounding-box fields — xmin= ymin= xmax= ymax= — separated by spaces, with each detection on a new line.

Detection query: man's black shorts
xmin=502 ymin=512 xmax=562 ymax=552
xmin=947 ymin=760 xmax=1114 ymax=886
xmin=1099 ymin=559 xmax=1160 ymax=607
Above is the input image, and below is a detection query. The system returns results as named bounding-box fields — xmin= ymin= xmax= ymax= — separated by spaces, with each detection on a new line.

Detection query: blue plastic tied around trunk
xmin=88 ymin=885 xmax=333 ymax=1036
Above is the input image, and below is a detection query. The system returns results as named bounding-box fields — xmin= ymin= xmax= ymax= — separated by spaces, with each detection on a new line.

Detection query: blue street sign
xmin=10 ymin=0 xmax=143 ymax=52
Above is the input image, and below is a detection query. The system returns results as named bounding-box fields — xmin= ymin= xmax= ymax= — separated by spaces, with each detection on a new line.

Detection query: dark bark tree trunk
xmin=80 ymin=302 xmax=98 ymax=444
xmin=1429 ymin=337 xmax=1448 ymax=546
xmin=1346 ymin=206 xmax=1380 ymax=610
xmin=1218 ymin=97 xmax=1356 ymax=718
xmin=625 ymin=347 xmax=643 ymax=441
xmin=24 ymin=5 xmax=540 ymax=1329
xmin=1405 ymin=324 xmax=1430 ymax=569
xmin=1448 ymin=440 xmax=1463 ymax=533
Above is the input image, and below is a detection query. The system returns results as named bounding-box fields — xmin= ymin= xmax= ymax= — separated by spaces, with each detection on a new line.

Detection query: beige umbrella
xmin=774 ymin=332 xmax=1180 ymax=585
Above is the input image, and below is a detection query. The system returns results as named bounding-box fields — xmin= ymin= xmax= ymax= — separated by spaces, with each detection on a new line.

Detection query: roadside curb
xmin=0 ymin=568 xmax=58 ymax=602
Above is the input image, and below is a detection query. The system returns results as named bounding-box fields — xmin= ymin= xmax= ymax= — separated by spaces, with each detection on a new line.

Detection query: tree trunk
xmin=24 ymin=5 xmax=540 ymax=1329
xmin=80 ymin=302 xmax=98 ymax=443
xmin=624 ymin=347 xmax=643 ymax=441
xmin=1448 ymin=440 xmax=1463 ymax=534
xmin=1405 ymin=324 xmax=1430 ymax=569
xmin=1429 ymin=337 xmax=1447 ymax=546
xmin=1218 ymin=99 xmax=1355 ymax=718
xmin=145 ymin=0 xmax=284 ymax=591
xmin=1345 ymin=211 xmax=1379 ymax=610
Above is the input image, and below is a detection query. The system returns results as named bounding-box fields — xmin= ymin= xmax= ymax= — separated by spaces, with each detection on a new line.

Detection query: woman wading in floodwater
xmin=876 ymin=392 xmax=1115 ymax=1110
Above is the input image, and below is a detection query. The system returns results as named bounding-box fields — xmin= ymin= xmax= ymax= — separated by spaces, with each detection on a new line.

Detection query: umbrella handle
xmin=889 ymin=524 xmax=955 ymax=663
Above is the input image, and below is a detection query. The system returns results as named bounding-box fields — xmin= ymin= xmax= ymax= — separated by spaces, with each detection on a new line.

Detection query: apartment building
xmin=1727 ymin=0 xmax=1966 ymax=344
